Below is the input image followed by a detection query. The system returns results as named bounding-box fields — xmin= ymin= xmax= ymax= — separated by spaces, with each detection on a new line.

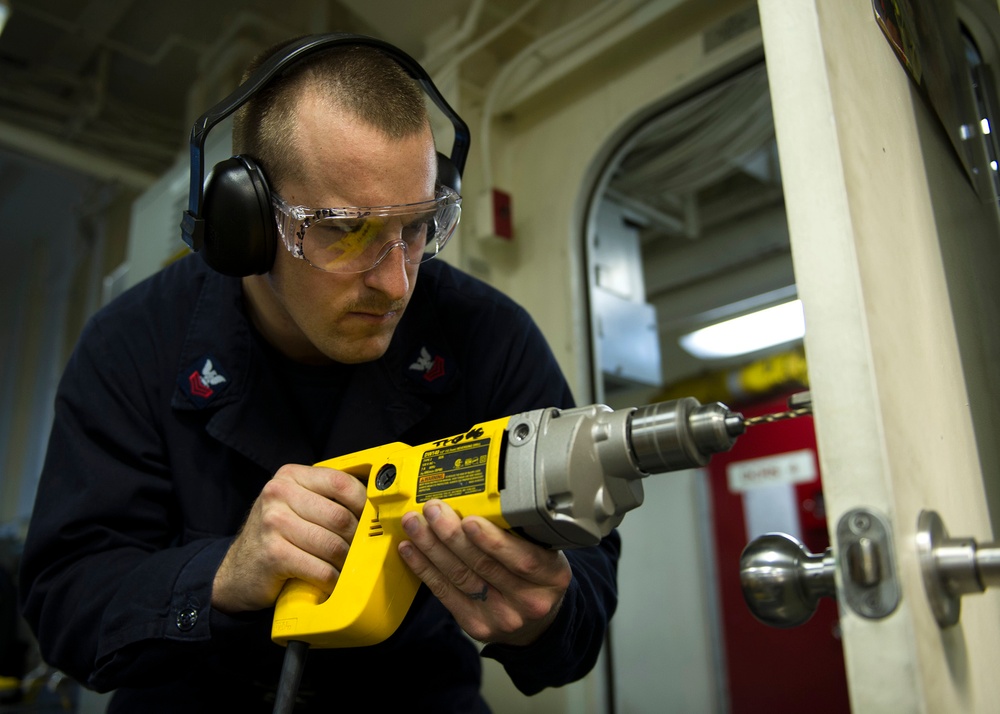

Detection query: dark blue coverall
xmin=19 ymin=255 xmax=620 ymax=712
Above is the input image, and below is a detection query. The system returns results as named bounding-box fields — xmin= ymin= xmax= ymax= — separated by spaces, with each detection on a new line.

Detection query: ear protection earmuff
xmin=180 ymin=33 xmax=470 ymax=277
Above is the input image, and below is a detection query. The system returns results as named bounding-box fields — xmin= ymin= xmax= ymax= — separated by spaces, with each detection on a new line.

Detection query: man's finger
xmin=399 ymin=511 xmax=492 ymax=605
xmin=461 ymin=515 xmax=571 ymax=589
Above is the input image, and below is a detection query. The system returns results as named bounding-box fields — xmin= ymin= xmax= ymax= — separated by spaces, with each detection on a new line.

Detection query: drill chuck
xmin=628 ymin=398 xmax=745 ymax=474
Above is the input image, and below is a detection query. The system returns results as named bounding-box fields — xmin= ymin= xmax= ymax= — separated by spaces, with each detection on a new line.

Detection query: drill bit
xmin=743 ymin=391 xmax=813 ymax=427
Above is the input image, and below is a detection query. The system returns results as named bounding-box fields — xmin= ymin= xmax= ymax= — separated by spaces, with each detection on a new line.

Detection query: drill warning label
xmin=416 ymin=438 xmax=491 ymax=503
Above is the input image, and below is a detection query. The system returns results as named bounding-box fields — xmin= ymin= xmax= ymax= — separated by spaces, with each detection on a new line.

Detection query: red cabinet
xmin=706 ymin=392 xmax=849 ymax=713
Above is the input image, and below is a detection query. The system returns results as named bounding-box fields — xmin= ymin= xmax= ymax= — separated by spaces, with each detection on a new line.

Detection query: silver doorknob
xmin=917 ymin=509 xmax=1000 ymax=628
xmin=739 ymin=532 xmax=836 ymax=628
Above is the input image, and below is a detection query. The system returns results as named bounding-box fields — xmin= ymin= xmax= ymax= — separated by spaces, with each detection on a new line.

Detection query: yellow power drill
xmin=270 ymin=397 xmax=746 ymax=649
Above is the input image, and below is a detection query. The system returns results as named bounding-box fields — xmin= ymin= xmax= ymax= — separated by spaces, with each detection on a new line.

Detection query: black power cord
xmin=272 ymin=640 xmax=309 ymax=714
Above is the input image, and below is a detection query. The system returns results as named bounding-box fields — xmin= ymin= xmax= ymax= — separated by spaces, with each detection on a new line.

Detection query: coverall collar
xmin=170 ymin=262 xmax=461 ymax=473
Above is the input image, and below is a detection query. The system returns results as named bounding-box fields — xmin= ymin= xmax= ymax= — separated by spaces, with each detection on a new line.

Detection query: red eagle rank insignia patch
xmin=406 ymin=345 xmax=452 ymax=392
xmin=409 ymin=346 xmax=445 ymax=382
xmin=179 ymin=355 xmax=230 ymax=407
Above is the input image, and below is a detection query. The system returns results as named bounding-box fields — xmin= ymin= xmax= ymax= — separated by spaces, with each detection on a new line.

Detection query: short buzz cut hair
xmin=232 ymin=40 xmax=430 ymax=190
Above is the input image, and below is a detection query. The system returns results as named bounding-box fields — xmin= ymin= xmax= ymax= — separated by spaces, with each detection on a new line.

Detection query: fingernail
xmin=402 ymin=513 xmax=420 ymax=536
xmin=399 ymin=542 xmax=413 ymax=559
xmin=463 ymin=519 xmax=481 ymax=537
xmin=424 ymin=502 xmax=442 ymax=523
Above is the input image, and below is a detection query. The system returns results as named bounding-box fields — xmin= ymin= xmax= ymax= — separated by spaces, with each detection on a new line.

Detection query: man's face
xmin=243 ymin=94 xmax=437 ymax=365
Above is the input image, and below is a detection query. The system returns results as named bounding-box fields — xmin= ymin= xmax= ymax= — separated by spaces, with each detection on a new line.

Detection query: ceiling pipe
xmin=494 ymin=0 xmax=682 ymax=116
xmin=437 ymin=0 xmax=541 ymax=79
xmin=41 ymin=0 xmax=135 ymax=74
xmin=478 ymin=0 xmax=646 ymax=188
xmin=193 ymin=10 xmax=303 ymax=75
xmin=0 ymin=96 xmax=176 ymax=167
xmin=182 ymin=9 xmax=311 ymax=143
xmin=421 ymin=0 xmax=486 ymax=74
xmin=0 ymin=118 xmax=156 ymax=189
xmin=103 ymin=32 xmax=209 ymax=67
xmin=605 ymin=186 xmax=687 ymax=236
xmin=65 ymin=48 xmax=110 ymax=140
xmin=13 ymin=2 xmax=207 ymax=68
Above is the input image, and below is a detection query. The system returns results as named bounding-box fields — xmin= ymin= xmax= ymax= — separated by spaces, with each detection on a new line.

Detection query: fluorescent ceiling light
xmin=680 ymin=299 xmax=805 ymax=359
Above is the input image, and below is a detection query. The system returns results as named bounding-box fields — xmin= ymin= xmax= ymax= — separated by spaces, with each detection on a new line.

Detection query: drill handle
xmin=270 ymin=416 xmax=511 ymax=649
xmin=272 ymin=443 xmax=418 ymax=648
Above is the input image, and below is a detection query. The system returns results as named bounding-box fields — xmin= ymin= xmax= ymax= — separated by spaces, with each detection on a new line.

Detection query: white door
xmin=758 ymin=0 xmax=1000 ymax=711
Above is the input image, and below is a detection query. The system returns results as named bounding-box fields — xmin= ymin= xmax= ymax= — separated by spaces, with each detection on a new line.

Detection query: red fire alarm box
xmin=492 ymin=188 xmax=512 ymax=240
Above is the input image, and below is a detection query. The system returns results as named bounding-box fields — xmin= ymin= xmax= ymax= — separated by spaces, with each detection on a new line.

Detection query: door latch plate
xmin=835 ymin=508 xmax=901 ymax=619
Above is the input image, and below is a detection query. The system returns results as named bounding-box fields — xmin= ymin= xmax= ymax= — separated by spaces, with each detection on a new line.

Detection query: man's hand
xmin=212 ymin=464 xmax=367 ymax=614
xmin=398 ymin=499 xmax=572 ymax=647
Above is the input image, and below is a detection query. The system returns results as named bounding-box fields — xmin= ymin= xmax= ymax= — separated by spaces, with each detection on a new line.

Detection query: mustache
xmin=346 ymin=296 xmax=408 ymax=315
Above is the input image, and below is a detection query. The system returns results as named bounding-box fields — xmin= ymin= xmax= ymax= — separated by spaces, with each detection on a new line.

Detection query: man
xmin=20 ymin=40 xmax=619 ymax=712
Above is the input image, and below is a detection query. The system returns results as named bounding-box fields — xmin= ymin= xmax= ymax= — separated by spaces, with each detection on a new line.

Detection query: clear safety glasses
xmin=271 ymin=186 xmax=462 ymax=274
